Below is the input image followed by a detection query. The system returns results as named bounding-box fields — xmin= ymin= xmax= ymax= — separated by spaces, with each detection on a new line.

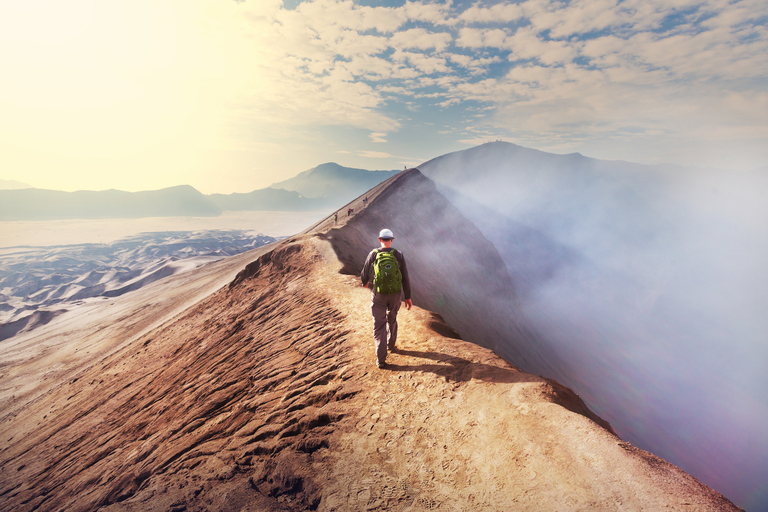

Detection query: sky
xmin=1 ymin=0 xmax=767 ymax=194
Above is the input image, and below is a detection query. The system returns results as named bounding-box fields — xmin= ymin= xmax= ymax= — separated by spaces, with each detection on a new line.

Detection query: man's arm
xmin=360 ymin=250 xmax=376 ymax=287
xmin=396 ymin=251 xmax=412 ymax=309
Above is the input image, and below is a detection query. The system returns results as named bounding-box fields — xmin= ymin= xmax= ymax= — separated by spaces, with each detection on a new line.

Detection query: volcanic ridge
xmin=0 ymin=170 xmax=741 ymax=511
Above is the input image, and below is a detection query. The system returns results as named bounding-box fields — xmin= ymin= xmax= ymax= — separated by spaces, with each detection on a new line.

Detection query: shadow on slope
xmin=436 ymin=185 xmax=584 ymax=299
xmin=383 ymin=347 xmax=610 ymax=429
xmin=0 ymin=308 xmax=67 ymax=340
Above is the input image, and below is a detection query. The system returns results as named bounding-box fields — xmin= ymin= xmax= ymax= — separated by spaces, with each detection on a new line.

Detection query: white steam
xmin=420 ymin=143 xmax=768 ymax=510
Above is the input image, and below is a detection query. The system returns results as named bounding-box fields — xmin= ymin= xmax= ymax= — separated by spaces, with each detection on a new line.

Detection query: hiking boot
xmin=388 ymin=346 xmax=398 ymax=353
xmin=376 ymin=360 xmax=386 ymax=369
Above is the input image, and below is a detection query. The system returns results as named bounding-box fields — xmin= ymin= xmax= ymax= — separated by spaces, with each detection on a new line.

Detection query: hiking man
xmin=360 ymin=229 xmax=412 ymax=368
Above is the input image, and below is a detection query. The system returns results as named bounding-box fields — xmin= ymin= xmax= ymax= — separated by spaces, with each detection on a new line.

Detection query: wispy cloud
xmin=369 ymin=132 xmax=388 ymax=143
xmin=357 ymin=150 xmax=394 ymax=158
xmin=225 ymin=0 xmax=767 ymax=168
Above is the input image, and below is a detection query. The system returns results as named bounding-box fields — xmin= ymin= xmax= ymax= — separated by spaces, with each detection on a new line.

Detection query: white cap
xmin=378 ymin=228 xmax=394 ymax=240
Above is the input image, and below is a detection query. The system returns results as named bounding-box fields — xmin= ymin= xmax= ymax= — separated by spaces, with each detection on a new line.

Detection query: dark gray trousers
xmin=371 ymin=292 xmax=401 ymax=364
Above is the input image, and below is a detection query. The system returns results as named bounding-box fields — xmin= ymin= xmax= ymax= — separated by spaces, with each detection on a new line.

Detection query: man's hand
xmin=404 ymin=299 xmax=413 ymax=311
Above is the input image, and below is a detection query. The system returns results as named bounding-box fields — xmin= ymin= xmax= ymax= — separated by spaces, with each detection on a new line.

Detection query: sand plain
xmin=0 ymin=211 xmax=330 ymax=249
xmin=0 ymin=211 xmax=329 ymax=341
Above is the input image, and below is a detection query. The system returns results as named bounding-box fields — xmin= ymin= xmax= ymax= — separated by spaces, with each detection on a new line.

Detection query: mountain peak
xmin=269 ymin=162 xmax=398 ymax=200
xmin=0 ymin=178 xmax=33 ymax=190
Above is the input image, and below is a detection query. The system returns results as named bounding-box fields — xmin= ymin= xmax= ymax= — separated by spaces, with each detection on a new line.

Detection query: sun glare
xmin=0 ymin=0 xmax=256 ymax=191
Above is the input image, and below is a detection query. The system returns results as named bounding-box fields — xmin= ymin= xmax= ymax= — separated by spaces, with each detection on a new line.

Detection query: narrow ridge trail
xmin=302 ymin=235 xmax=738 ymax=511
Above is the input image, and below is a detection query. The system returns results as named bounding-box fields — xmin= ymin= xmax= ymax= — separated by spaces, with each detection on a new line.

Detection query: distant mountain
xmin=270 ymin=162 xmax=398 ymax=201
xmin=0 ymin=185 xmax=221 ymax=221
xmin=0 ymin=164 xmax=398 ymax=220
xmin=208 ymin=163 xmax=398 ymax=212
xmin=0 ymin=179 xmax=32 ymax=190
xmin=207 ymin=188 xmax=326 ymax=212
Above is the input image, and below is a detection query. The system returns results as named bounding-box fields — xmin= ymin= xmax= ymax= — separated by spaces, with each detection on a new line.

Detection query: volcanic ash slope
xmin=0 ymin=173 xmax=740 ymax=511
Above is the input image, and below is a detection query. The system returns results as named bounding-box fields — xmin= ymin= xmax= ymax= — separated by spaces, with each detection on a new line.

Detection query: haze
xmin=419 ymin=143 xmax=768 ymax=511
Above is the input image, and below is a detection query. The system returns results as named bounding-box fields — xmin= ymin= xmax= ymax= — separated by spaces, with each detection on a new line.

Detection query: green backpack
xmin=373 ymin=249 xmax=402 ymax=294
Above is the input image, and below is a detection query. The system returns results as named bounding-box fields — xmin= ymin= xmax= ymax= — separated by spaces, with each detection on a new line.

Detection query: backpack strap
xmin=373 ymin=248 xmax=396 ymax=260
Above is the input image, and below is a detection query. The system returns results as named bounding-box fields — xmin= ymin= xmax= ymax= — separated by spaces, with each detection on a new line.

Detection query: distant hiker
xmin=334 ymin=212 xmax=338 ymax=224
xmin=347 ymin=207 xmax=354 ymax=216
xmin=361 ymin=229 xmax=412 ymax=369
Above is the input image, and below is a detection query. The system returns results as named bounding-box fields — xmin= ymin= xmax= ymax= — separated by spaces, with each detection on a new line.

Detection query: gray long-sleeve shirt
xmin=361 ymin=247 xmax=411 ymax=300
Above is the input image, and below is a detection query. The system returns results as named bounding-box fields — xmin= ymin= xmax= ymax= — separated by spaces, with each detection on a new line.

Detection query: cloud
xmin=448 ymin=53 xmax=502 ymax=75
xmin=504 ymin=28 xmax=577 ymax=64
xmin=403 ymin=1 xmax=453 ymax=25
xmin=393 ymin=50 xmax=451 ymax=74
xmin=457 ymin=3 xmax=525 ymax=24
xmin=221 ymin=0 xmax=766 ymax=172
xmin=526 ymin=0 xmax=625 ymax=38
xmin=390 ymin=28 xmax=452 ymax=52
xmin=369 ymin=132 xmax=388 ymax=143
xmin=358 ymin=150 xmax=393 ymax=158
xmin=456 ymin=27 xmax=510 ymax=48
xmin=292 ymin=0 xmax=406 ymax=33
